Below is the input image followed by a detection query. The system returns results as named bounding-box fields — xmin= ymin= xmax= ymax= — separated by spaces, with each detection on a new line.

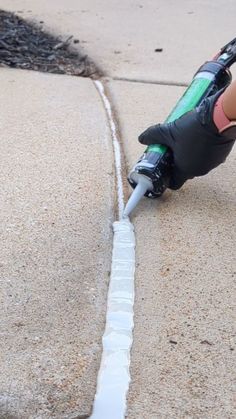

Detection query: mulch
xmin=0 ymin=9 xmax=100 ymax=78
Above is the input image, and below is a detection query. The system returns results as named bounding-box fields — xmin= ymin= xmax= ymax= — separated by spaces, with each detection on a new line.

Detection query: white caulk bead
xmin=90 ymin=219 xmax=135 ymax=419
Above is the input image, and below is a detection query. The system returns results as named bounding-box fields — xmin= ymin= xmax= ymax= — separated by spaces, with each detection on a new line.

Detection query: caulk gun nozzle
xmin=123 ymin=178 xmax=151 ymax=217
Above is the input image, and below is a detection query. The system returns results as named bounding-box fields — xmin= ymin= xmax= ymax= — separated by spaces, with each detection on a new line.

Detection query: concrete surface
xmin=0 ymin=1 xmax=236 ymax=418
xmin=1 ymin=0 xmax=236 ymax=83
xmin=0 ymin=68 xmax=114 ymax=418
xmin=108 ymin=80 xmax=236 ymax=418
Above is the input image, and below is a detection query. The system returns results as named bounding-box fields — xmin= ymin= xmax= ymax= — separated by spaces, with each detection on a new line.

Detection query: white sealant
xmin=91 ymin=80 xmax=136 ymax=419
xmin=94 ymin=80 xmax=125 ymax=219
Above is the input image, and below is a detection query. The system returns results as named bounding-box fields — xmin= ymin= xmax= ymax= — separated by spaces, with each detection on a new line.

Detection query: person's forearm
xmin=222 ymin=80 xmax=236 ymax=120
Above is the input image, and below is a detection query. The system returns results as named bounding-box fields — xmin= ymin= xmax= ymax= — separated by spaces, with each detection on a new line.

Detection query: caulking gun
xmin=124 ymin=38 xmax=236 ymax=217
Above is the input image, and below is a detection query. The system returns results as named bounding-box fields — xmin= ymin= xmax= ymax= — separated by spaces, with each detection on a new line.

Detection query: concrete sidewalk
xmin=0 ymin=1 xmax=236 ymax=418
xmin=0 ymin=69 xmax=114 ymax=418
xmin=108 ymin=80 xmax=236 ymax=418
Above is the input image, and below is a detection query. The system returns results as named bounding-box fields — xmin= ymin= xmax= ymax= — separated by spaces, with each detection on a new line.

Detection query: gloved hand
xmin=138 ymin=90 xmax=235 ymax=190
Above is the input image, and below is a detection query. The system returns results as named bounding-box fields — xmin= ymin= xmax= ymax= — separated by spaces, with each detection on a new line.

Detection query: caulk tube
xmin=124 ymin=60 xmax=232 ymax=217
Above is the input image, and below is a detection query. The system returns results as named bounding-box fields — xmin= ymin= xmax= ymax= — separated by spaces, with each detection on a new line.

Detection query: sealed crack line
xmin=90 ymin=220 xmax=135 ymax=419
xmin=91 ymin=81 xmax=136 ymax=419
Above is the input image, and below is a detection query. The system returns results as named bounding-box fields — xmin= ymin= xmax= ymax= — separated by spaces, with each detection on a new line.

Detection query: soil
xmin=0 ymin=10 xmax=101 ymax=78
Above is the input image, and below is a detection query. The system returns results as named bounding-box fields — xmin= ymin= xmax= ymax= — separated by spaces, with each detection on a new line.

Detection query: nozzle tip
xmin=123 ymin=179 xmax=151 ymax=217
xmin=122 ymin=210 xmax=129 ymax=219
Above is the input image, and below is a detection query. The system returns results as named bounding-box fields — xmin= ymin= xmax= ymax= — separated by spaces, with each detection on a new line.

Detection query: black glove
xmin=138 ymin=90 xmax=235 ymax=190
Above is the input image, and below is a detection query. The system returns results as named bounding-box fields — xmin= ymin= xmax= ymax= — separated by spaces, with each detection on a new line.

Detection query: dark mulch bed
xmin=0 ymin=9 xmax=101 ymax=78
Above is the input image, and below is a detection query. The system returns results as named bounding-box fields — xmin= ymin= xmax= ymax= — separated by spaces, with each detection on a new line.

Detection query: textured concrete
xmin=0 ymin=2 xmax=236 ymax=418
xmin=108 ymin=80 xmax=236 ymax=418
xmin=0 ymin=69 xmax=114 ymax=418
xmin=1 ymin=0 xmax=236 ymax=83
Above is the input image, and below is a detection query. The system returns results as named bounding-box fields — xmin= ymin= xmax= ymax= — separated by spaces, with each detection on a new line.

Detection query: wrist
xmin=213 ymin=93 xmax=231 ymax=131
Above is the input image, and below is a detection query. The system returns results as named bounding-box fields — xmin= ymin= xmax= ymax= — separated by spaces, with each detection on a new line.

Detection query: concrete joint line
xmin=94 ymin=80 xmax=125 ymax=219
xmin=112 ymin=76 xmax=189 ymax=87
xmin=90 ymin=80 xmax=136 ymax=419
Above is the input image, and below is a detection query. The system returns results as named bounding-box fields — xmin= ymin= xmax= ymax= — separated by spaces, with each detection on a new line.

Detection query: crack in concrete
xmin=90 ymin=81 xmax=136 ymax=419
xmin=111 ymin=76 xmax=189 ymax=87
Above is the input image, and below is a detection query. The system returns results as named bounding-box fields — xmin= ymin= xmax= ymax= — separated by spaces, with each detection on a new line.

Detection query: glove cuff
xmin=196 ymin=88 xmax=226 ymax=133
xmin=220 ymin=122 xmax=236 ymax=139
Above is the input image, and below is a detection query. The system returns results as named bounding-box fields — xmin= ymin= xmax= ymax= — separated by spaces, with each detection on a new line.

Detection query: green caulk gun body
xmin=123 ymin=38 xmax=236 ymax=217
